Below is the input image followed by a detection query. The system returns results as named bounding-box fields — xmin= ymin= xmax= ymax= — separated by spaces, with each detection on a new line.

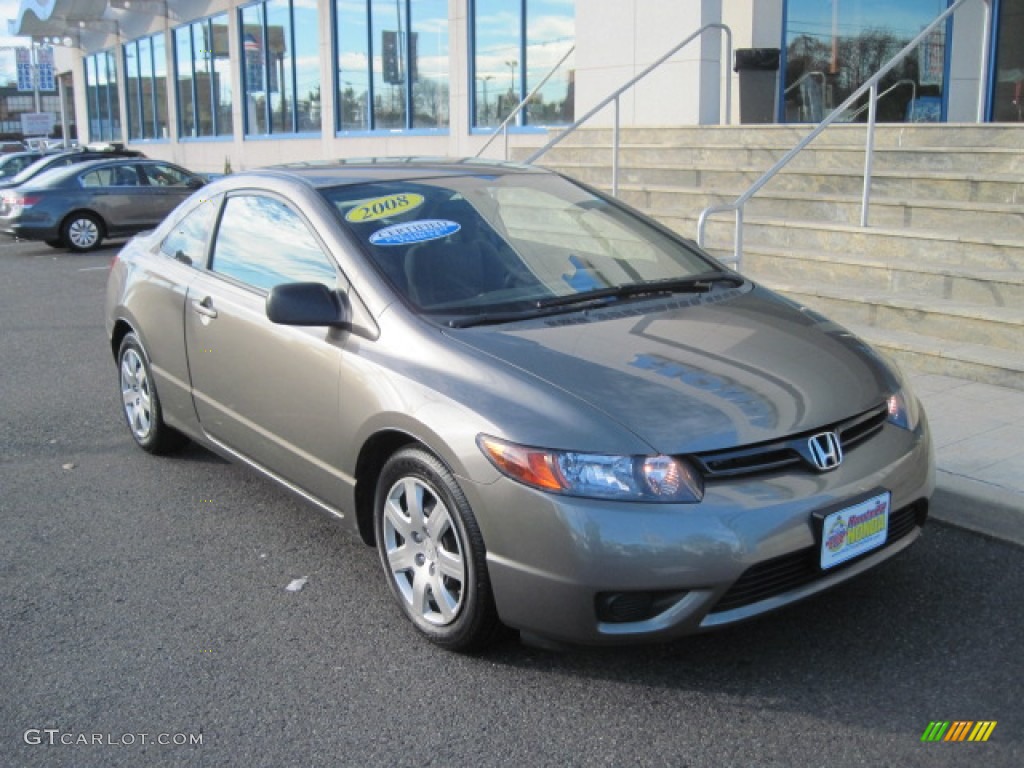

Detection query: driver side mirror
xmin=266 ymin=282 xmax=351 ymax=328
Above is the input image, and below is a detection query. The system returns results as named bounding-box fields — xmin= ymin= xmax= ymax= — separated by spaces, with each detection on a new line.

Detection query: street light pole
xmin=31 ymin=44 xmax=42 ymax=113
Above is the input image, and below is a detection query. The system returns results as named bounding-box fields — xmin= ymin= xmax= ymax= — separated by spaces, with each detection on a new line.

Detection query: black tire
xmin=62 ymin=212 xmax=104 ymax=252
xmin=374 ymin=446 xmax=502 ymax=651
xmin=44 ymin=238 xmax=65 ymax=248
xmin=117 ymin=332 xmax=187 ymax=454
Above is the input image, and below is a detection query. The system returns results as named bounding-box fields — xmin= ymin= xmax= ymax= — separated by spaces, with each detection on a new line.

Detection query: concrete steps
xmin=544 ymin=144 xmax=1024 ymax=175
xmin=616 ymin=185 xmax=1024 ymax=238
xmin=529 ymin=124 xmax=1024 ymax=389
xmin=557 ymin=162 xmax=1024 ymax=205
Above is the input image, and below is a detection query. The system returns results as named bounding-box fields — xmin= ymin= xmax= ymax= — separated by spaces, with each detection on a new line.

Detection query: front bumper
xmin=466 ymin=416 xmax=934 ymax=646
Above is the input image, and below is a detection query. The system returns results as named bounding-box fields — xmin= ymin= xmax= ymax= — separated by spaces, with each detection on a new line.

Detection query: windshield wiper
xmin=448 ymin=272 xmax=745 ymax=329
xmin=447 ymin=307 xmax=549 ymax=329
xmin=535 ymin=271 xmax=744 ymax=309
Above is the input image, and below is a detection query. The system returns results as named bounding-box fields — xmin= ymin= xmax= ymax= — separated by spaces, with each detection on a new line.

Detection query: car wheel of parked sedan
xmin=62 ymin=212 xmax=104 ymax=252
xmin=375 ymin=447 xmax=502 ymax=651
xmin=117 ymin=332 xmax=187 ymax=454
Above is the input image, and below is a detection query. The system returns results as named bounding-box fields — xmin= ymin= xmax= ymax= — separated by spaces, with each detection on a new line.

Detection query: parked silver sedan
xmin=105 ymin=160 xmax=934 ymax=651
xmin=1 ymin=158 xmax=204 ymax=251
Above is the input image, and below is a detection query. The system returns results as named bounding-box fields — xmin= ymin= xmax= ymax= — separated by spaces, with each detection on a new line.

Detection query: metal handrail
xmin=698 ymin=0 xmax=978 ymax=269
xmin=846 ymin=79 xmax=917 ymax=122
xmin=474 ymin=45 xmax=576 ymax=161
xmin=525 ymin=23 xmax=733 ymax=196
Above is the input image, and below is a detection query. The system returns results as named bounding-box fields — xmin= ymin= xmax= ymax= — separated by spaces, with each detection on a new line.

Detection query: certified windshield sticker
xmin=345 ymin=193 xmax=424 ymax=223
xmin=369 ymin=219 xmax=461 ymax=246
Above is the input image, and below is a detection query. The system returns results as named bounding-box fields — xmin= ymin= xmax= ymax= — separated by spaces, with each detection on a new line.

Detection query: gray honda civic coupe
xmin=105 ymin=159 xmax=933 ymax=651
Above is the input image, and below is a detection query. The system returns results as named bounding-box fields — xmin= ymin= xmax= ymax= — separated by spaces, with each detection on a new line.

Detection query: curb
xmin=929 ymin=470 xmax=1024 ymax=548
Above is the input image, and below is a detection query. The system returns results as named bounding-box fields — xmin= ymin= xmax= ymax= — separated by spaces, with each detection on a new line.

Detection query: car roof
xmin=247 ymin=157 xmax=545 ymax=190
xmin=45 ymin=147 xmax=143 ymax=159
xmin=25 ymin=157 xmax=189 ymax=187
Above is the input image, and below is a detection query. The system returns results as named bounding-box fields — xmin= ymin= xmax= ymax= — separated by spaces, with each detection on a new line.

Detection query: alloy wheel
xmin=67 ymin=217 xmax=100 ymax=249
xmin=120 ymin=347 xmax=152 ymax=440
xmin=381 ymin=476 xmax=466 ymax=626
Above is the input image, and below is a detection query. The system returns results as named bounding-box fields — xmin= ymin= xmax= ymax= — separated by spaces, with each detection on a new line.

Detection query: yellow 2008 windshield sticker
xmin=345 ymin=193 xmax=424 ymax=223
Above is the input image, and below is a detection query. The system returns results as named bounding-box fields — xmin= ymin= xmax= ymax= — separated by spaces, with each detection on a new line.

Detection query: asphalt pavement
xmin=1 ymin=239 xmax=1021 ymax=768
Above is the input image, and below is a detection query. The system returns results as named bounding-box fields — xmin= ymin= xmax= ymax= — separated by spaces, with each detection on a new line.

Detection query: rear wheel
xmin=117 ymin=332 xmax=187 ymax=454
xmin=62 ymin=212 xmax=103 ymax=252
xmin=374 ymin=447 xmax=502 ymax=651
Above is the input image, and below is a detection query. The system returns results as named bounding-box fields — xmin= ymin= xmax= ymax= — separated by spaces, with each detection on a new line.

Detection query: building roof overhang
xmin=10 ymin=1 xmax=173 ymax=48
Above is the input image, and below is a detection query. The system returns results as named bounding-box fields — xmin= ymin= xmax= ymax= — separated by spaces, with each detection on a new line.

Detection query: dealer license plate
xmin=820 ymin=491 xmax=891 ymax=570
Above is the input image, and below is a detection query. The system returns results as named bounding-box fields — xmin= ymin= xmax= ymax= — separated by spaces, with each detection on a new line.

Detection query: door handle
xmin=191 ymin=296 xmax=218 ymax=319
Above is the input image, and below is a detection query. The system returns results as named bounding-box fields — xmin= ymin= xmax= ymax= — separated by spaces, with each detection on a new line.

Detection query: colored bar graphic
xmin=968 ymin=722 xmax=997 ymax=742
xmin=921 ymin=720 xmax=996 ymax=742
xmin=945 ymin=721 xmax=973 ymax=741
xmin=921 ymin=721 xmax=949 ymax=742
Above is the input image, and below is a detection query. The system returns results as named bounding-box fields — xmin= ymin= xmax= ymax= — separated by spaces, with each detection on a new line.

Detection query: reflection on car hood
xmin=445 ymin=286 xmax=898 ymax=454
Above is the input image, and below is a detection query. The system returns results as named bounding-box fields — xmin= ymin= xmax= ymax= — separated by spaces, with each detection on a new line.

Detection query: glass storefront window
xmin=241 ymin=0 xmax=320 ymax=136
xmin=471 ymin=0 xmax=574 ymax=129
xmin=212 ymin=17 xmax=234 ymax=135
xmin=241 ymin=4 xmax=269 ymax=134
xmin=525 ymin=0 xmax=574 ymax=125
xmin=125 ymin=42 xmax=140 ymax=139
xmin=175 ymin=14 xmax=233 ymax=139
xmin=336 ymin=1 xmax=370 ymax=131
xmin=153 ymin=35 xmax=169 ymax=139
xmin=783 ymin=0 xmax=949 ymax=123
xmin=991 ymin=0 xmax=1024 ymax=121
xmin=294 ymin=0 xmax=321 ymax=131
xmin=371 ymin=0 xmax=407 ymax=129
xmin=334 ymin=0 xmax=449 ymax=133
xmin=85 ymin=50 xmax=121 ymax=142
xmin=176 ymin=26 xmax=196 ymax=137
xmin=411 ymin=0 xmax=449 ymax=129
xmin=126 ymin=35 xmax=167 ymax=141
xmin=473 ymin=0 xmax=520 ymax=127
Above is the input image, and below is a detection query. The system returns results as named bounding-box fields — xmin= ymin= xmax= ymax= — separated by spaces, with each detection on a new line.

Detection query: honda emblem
xmin=808 ymin=432 xmax=843 ymax=471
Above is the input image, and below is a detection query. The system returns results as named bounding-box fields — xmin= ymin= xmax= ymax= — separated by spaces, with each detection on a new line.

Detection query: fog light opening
xmin=596 ymin=590 xmax=687 ymax=624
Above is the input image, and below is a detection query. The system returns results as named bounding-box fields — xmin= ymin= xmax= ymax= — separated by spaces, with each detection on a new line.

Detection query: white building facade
xmin=11 ymin=0 xmax=1021 ymax=173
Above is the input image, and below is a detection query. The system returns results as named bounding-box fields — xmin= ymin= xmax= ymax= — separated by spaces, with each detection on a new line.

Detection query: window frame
xmin=468 ymin=0 xmax=575 ymax=133
xmin=84 ymin=49 xmax=122 ymax=143
xmin=124 ymin=32 xmax=169 ymax=142
xmin=240 ymin=0 xmax=321 ymax=138
xmin=174 ymin=12 xmax=234 ymax=141
xmin=332 ymin=0 xmax=450 ymax=136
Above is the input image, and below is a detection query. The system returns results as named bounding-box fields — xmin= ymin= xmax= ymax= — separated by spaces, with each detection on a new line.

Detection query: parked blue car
xmin=0 ymin=157 xmax=205 ymax=251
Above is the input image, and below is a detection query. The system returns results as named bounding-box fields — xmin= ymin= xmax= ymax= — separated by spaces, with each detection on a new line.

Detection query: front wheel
xmin=62 ymin=212 xmax=103 ymax=252
xmin=117 ymin=332 xmax=187 ymax=454
xmin=374 ymin=447 xmax=502 ymax=651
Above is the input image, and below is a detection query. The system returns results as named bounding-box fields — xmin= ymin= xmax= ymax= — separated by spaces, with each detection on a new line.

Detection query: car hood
xmin=444 ymin=286 xmax=900 ymax=454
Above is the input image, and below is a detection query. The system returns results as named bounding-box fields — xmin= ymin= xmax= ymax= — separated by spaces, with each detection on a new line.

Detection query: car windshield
xmin=8 ymin=155 xmax=61 ymax=185
xmin=321 ymin=172 xmax=717 ymax=319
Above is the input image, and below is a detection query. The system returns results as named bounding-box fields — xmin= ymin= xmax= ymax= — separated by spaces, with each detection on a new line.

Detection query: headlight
xmin=886 ymin=388 xmax=921 ymax=431
xmin=477 ymin=435 xmax=704 ymax=503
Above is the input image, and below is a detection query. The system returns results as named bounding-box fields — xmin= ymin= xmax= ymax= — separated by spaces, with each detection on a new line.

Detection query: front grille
xmin=694 ymin=403 xmax=888 ymax=479
xmin=709 ymin=501 xmax=926 ymax=614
